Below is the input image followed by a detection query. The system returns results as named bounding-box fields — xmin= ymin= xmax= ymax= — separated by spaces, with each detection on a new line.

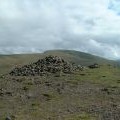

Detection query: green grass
xmin=64 ymin=113 xmax=96 ymax=120
xmin=0 ymin=50 xmax=120 ymax=120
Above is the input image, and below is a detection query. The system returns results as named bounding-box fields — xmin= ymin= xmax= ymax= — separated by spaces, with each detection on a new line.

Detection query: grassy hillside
xmin=44 ymin=50 xmax=115 ymax=65
xmin=0 ymin=50 xmax=115 ymax=75
xmin=0 ymin=50 xmax=120 ymax=120
xmin=0 ymin=62 xmax=120 ymax=120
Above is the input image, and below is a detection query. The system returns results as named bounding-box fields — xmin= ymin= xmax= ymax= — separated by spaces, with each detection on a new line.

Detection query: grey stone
xmin=5 ymin=116 xmax=11 ymax=120
xmin=9 ymin=55 xmax=81 ymax=76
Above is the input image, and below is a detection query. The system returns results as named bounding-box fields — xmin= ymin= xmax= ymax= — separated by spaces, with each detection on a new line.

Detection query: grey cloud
xmin=53 ymin=34 xmax=120 ymax=59
xmin=0 ymin=0 xmax=120 ymax=60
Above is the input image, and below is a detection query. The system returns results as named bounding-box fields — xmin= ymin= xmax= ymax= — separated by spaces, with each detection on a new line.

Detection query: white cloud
xmin=0 ymin=0 xmax=120 ymax=59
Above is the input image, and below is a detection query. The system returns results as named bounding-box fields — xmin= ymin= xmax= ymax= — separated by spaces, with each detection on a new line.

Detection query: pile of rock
xmin=88 ymin=63 xmax=100 ymax=69
xmin=10 ymin=56 xmax=74 ymax=76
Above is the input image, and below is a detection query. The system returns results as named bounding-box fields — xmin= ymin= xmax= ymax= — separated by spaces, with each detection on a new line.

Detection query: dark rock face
xmin=9 ymin=56 xmax=75 ymax=76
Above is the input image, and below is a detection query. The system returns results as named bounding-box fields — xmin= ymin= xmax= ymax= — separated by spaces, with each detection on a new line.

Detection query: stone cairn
xmin=9 ymin=55 xmax=76 ymax=76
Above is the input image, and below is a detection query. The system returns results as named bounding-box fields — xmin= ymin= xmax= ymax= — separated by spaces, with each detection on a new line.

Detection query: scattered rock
xmin=5 ymin=92 xmax=13 ymax=96
xmin=88 ymin=63 xmax=100 ymax=69
xmin=117 ymin=80 xmax=120 ymax=83
xmin=22 ymin=86 xmax=29 ymax=91
xmin=45 ymin=81 xmax=52 ymax=87
xmin=101 ymin=88 xmax=109 ymax=92
xmin=42 ymin=93 xmax=52 ymax=101
xmin=27 ymin=93 xmax=34 ymax=99
xmin=102 ymin=76 xmax=106 ymax=77
xmin=80 ymin=73 xmax=86 ymax=76
xmin=5 ymin=116 xmax=11 ymax=120
xmin=0 ymin=88 xmax=4 ymax=96
xmin=0 ymin=75 xmax=5 ymax=79
xmin=5 ymin=115 xmax=16 ymax=120
xmin=57 ymin=88 xmax=62 ymax=94
xmin=101 ymin=88 xmax=110 ymax=94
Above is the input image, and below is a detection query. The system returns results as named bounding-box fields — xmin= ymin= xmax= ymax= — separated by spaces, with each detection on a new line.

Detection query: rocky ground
xmin=0 ymin=75 xmax=120 ymax=120
xmin=0 ymin=56 xmax=120 ymax=120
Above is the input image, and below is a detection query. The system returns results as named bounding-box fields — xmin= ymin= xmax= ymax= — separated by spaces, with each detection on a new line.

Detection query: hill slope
xmin=0 ymin=50 xmax=120 ymax=120
xmin=44 ymin=50 xmax=115 ymax=65
xmin=0 ymin=50 xmax=115 ymax=74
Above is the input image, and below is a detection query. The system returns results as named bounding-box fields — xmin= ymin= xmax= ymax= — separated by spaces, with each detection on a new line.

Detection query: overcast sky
xmin=0 ymin=0 xmax=120 ymax=60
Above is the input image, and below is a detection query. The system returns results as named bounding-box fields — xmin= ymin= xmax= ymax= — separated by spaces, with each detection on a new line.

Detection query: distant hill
xmin=0 ymin=50 xmax=116 ymax=74
xmin=44 ymin=50 xmax=115 ymax=65
xmin=116 ymin=60 xmax=120 ymax=66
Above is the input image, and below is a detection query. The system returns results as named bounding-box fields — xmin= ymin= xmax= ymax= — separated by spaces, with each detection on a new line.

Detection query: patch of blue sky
xmin=108 ymin=0 xmax=120 ymax=15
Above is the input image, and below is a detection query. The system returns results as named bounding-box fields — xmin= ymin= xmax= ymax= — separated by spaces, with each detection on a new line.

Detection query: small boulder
xmin=5 ymin=116 xmax=11 ymax=120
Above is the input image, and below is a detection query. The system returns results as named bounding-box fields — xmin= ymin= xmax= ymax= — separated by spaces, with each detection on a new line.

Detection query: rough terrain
xmin=0 ymin=51 xmax=120 ymax=120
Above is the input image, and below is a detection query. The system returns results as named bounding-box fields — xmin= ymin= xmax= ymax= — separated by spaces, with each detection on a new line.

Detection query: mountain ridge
xmin=0 ymin=50 xmax=116 ymax=74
